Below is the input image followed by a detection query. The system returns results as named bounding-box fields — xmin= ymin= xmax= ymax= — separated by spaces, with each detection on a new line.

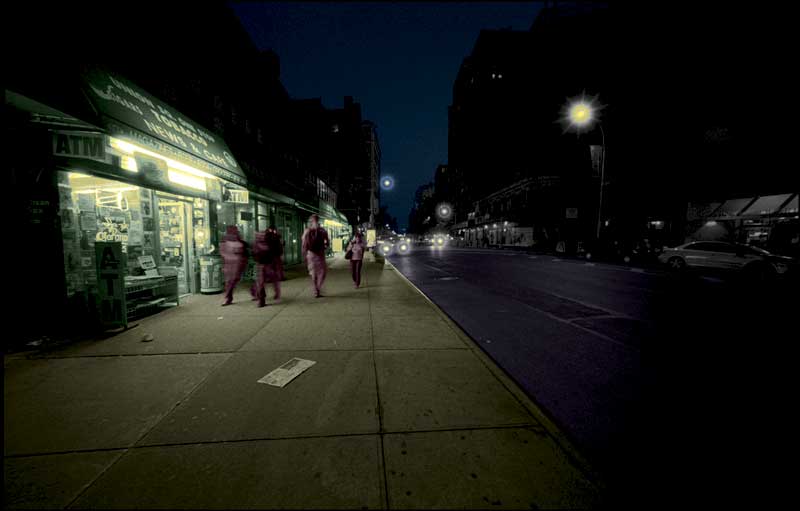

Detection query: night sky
xmin=228 ymin=1 xmax=543 ymax=230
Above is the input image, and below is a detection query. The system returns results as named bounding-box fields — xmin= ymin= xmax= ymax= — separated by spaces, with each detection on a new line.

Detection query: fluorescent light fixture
xmin=109 ymin=137 xmax=217 ymax=181
xmin=168 ymin=169 xmax=206 ymax=191
xmin=120 ymin=155 xmax=138 ymax=172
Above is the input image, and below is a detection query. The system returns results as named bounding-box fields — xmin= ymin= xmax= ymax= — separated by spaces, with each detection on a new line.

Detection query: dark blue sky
xmin=229 ymin=1 xmax=543 ymax=230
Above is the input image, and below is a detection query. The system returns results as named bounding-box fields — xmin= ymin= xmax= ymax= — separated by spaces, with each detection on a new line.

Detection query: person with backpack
xmin=220 ymin=225 xmax=249 ymax=306
xmin=346 ymin=230 xmax=366 ymax=288
xmin=252 ymin=226 xmax=284 ymax=307
xmin=301 ymin=214 xmax=329 ymax=298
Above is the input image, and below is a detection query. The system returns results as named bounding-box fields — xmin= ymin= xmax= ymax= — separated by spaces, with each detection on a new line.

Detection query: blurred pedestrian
xmin=346 ymin=231 xmax=366 ymax=288
xmin=220 ymin=225 xmax=249 ymax=306
xmin=301 ymin=214 xmax=329 ymax=297
xmin=252 ymin=225 xmax=284 ymax=307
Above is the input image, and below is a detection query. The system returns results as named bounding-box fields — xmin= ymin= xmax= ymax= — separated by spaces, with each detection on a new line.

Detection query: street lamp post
xmin=596 ymin=123 xmax=606 ymax=239
xmin=563 ymin=95 xmax=606 ymax=241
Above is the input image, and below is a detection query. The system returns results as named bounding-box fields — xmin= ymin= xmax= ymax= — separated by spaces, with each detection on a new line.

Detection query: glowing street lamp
xmin=561 ymin=92 xmax=607 ymax=239
xmin=380 ymin=176 xmax=395 ymax=191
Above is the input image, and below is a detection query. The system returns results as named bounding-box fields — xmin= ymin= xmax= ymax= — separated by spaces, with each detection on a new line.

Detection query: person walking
xmin=252 ymin=225 xmax=284 ymax=307
xmin=346 ymin=231 xmax=366 ymax=288
xmin=301 ymin=214 xmax=329 ymax=298
xmin=220 ymin=225 xmax=249 ymax=306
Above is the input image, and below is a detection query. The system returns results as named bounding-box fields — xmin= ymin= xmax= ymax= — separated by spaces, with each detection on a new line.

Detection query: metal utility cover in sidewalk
xmin=258 ymin=358 xmax=316 ymax=388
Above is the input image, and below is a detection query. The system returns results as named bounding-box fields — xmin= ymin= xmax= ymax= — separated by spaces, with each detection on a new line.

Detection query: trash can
xmin=199 ymin=255 xmax=224 ymax=294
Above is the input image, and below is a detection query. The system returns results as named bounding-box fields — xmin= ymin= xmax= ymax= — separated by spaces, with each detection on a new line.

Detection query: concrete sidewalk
xmin=4 ymin=256 xmax=603 ymax=509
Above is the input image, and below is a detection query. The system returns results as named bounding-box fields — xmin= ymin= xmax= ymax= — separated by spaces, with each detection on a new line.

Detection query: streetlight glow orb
xmin=560 ymin=91 xmax=604 ymax=135
xmin=380 ymin=176 xmax=395 ymax=191
xmin=436 ymin=202 xmax=453 ymax=221
xmin=569 ymin=103 xmax=593 ymax=126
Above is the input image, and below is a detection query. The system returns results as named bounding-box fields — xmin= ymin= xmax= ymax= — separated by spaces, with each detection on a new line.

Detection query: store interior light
xmin=109 ymin=138 xmax=137 ymax=154
xmin=109 ymin=137 xmax=217 ymax=181
xmin=168 ymin=169 xmax=206 ymax=191
xmin=120 ymin=155 xmax=138 ymax=172
xmin=75 ymin=186 xmax=138 ymax=194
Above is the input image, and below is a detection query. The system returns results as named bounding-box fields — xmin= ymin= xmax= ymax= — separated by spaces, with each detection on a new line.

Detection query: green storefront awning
xmin=79 ymin=67 xmax=247 ymax=187
xmin=6 ymin=89 xmax=101 ymax=131
xmin=250 ymin=186 xmax=296 ymax=207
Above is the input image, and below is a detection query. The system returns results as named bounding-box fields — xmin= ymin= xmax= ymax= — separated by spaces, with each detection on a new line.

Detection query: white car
xmin=658 ymin=241 xmax=794 ymax=279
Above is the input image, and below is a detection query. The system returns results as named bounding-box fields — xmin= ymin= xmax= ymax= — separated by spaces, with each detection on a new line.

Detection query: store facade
xmin=8 ymin=68 xmax=250 ymax=330
xmin=9 ymin=67 xmax=354 ymax=339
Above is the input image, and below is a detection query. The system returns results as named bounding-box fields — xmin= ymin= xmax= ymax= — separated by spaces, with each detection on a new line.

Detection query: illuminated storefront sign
xmin=81 ymin=68 xmax=246 ymax=186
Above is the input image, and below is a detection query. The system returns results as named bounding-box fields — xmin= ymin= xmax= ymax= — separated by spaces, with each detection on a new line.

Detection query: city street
xmin=388 ymin=246 xmax=796 ymax=501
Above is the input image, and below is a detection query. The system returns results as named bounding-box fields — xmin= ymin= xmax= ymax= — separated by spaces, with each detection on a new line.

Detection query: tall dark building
xmin=288 ymin=96 xmax=381 ymax=230
xmin=445 ymin=3 xmax=733 ymax=250
xmin=362 ymin=121 xmax=382 ymax=228
xmin=447 ymin=5 xmax=613 ymax=249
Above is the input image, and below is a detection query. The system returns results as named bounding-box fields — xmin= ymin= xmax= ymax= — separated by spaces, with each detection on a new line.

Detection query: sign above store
xmin=80 ymin=68 xmax=245 ymax=185
xmin=225 ymin=188 xmax=249 ymax=204
xmin=52 ymin=131 xmax=106 ymax=162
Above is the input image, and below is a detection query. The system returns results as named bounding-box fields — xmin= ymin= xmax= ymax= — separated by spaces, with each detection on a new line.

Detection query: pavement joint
xmin=34 ymin=351 xmax=242 ymax=360
xmin=7 ymin=423 xmax=549 ymax=460
xmin=130 ymin=353 xmax=234 ymax=451
xmin=65 ymin=449 xmax=131 ymax=509
xmin=367 ymin=261 xmax=392 ymax=510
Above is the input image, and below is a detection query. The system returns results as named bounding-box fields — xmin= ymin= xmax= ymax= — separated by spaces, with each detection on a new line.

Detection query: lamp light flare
xmin=569 ymin=103 xmax=593 ymax=125
xmin=436 ymin=203 xmax=453 ymax=221
xmin=560 ymin=92 xmax=604 ymax=134
xmin=380 ymin=176 xmax=395 ymax=190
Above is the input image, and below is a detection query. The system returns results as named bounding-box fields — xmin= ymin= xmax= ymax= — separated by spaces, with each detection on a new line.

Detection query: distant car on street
xmin=658 ymin=241 xmax=796 ymax=280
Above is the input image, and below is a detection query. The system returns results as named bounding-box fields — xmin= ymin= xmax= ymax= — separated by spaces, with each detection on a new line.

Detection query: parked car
xmin=658 ymin=241 xmax=796 ymax=280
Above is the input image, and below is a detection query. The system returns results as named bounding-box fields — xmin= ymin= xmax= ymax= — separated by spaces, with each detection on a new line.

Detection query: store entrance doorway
xmin=156 ymin=193 xmax=195 ymax=296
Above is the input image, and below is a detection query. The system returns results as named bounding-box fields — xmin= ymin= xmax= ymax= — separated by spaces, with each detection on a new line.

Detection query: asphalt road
xmin=387 ymin=246 xmax=796 ymax=503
